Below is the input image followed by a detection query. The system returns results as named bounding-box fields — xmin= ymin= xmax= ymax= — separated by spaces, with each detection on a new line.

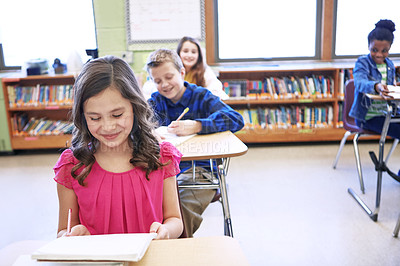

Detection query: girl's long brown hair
xmin=70 ymin=55 xmax=164 ymax=186
xmin=177 ymin=36 xmax=206 ymax=87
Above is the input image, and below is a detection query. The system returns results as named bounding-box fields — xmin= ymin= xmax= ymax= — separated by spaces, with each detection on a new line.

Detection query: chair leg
xmin=353 ymin=133 xmax=365 ymax=194
xmin=393 ymin=213 xmax=400 ymax=237
xmin=333 ymin=131 xmax=352 ymax=169
xmin=385 ymin=138 xmax=399 ymax=164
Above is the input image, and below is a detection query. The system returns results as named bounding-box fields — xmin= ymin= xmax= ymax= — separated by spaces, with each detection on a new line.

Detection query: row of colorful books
xmin=11 ymin=113 xmax=73 ymax=136
xmin=7 ymin=84 xmax=74 ymax=108
xmin=338 ymin=69 xmax=354 ymax=99
xmin=223 ymin=75 xmax=335 ymax=100
xmin=236 ymin=105 xmax=334 ymax=130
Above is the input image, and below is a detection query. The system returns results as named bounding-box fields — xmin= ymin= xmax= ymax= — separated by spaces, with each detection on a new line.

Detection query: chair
xmin=332 ymin=79 xmax=399 ymax=194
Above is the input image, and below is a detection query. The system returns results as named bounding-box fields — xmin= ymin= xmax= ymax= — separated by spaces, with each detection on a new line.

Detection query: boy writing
xmin=146 ymin=48 xmax=244 ymax=236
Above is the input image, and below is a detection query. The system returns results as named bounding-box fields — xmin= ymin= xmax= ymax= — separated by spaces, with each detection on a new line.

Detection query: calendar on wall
xmin=126 ymin=0 xmax=205 ymax=44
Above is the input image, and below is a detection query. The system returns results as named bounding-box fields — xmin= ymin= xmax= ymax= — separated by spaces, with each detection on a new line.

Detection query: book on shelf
xmin=10 ymin=113 xmax=73 ymax=136
xmin=222 ymin=74 xmax=335 ymax=101
xmin=236 ymin=105 xmax=334 ymax=130
xmin=338 ymin=69 xmax=353 ymax=100
xmin=31 ymin=233 xmax=157 ymax=263
xmin=7 ymin=84 xmax=74 ymax=108
xmin=223 ymin=80 xmax=248 ymax=99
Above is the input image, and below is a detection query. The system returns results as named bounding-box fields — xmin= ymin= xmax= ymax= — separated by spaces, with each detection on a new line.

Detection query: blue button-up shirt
xmin=148 ymin=82 xmax=244 ymax=134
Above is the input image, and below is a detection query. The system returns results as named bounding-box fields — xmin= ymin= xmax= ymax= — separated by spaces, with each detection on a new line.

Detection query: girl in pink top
xmin=54 ymin=56 xmax=183 ymax=239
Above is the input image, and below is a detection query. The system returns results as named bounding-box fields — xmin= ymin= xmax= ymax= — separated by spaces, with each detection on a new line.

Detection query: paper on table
xmin=387 ymin=85 xmax=400 ymax=99
xmin=14 ymin=255 xmax=126 ymax=266
xmin=31 ymin=233 xmax=157 ymax=262
xmin=155 ymin=126 xmax=196 ymax=146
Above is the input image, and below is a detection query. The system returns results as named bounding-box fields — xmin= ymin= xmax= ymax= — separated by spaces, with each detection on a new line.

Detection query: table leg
xmin=393 ymin=213 xmax=400 ymax=237
xmin=218 ymin=162 xmax=233 ymax=237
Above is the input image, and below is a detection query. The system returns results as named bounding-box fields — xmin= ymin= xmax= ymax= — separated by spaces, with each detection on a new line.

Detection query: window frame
xmin=0 ymin=44 xmax=20 ymax=71
xmin=331 ymin=0 xmax=400 ymax=59
xmin=211 ymin=0 xmax=323 ymax=63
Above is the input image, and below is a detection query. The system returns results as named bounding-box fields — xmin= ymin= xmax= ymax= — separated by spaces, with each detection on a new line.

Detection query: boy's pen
xmin=67 ymin=208 xmax=72 ymax=234
xmin=176 ymin=107 xmax=189 ymax=121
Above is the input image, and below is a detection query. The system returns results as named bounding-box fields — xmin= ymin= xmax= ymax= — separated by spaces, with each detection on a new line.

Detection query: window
xmin=334 ymin=0 xmax=400 ymax=57
xmin=0 ymin=0 xmax=97 ymax=70
xmin=214 ymin=0 xmax=322 ymax=62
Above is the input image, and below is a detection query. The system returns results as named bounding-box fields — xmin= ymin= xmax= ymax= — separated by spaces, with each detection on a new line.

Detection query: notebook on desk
xmin=155 ymin=126 xmax=196 ymax=146
xmin=31 ymin=233 xmax=156 ymax=263
xmin=387 ymin=85 xmax=400 ymax=99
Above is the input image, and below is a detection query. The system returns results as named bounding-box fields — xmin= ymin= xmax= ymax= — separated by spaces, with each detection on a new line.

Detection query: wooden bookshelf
xmin=2 ymin=75 xmax=74 ymax=150
xmin=219 ymin=67 xmax=347 ymax=143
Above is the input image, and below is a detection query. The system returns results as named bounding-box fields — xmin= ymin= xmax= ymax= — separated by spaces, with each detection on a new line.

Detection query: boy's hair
xmin=146 ymin=48 xmax=183 ymax=74
xmin=177 ymin=36 xmax=206 ymax=87
xmin=368 ymin=19 xmax=396 ymax=45
xmin=71 ymin=55 xmax=164 ymax=185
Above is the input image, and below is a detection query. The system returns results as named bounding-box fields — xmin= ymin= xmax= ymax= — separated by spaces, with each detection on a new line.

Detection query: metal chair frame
xmin=332 ymin=80 xmax=398 ymax=194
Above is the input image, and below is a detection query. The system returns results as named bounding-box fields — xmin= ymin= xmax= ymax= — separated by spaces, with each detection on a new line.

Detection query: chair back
xmin=343 ymin=80 xmax=362 ymax=132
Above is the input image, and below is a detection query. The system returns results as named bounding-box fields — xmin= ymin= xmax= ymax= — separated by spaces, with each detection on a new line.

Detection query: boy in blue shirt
xmin=146 ymin=48 xmax=244 ymax=236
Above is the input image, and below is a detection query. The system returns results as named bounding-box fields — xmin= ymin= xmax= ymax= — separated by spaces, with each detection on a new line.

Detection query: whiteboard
xmin=126 ymin=0 xmax=204 ymax=44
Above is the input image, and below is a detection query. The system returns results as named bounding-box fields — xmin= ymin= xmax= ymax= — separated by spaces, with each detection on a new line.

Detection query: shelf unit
xmin=219 ymin=67 xmax=347 ymax=143
xmin=2 ymin=75 xmax=74 ymax=150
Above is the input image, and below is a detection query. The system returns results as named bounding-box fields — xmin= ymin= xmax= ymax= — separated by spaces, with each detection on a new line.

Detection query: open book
xmin=387 ymin=85 xmax=400 ymax=99
xmin=31 ymin=233 xmax=156 ymax=263
xmin=155 ymin=126 xmax=196 ymax=146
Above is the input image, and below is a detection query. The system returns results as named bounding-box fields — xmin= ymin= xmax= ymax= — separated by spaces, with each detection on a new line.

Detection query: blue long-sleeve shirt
xmin=148 ymin=82 xmax=244 ymax=134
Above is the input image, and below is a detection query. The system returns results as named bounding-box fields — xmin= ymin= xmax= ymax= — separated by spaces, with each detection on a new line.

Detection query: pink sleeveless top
xmin=53 ymin=142 xmax=182 ymax=235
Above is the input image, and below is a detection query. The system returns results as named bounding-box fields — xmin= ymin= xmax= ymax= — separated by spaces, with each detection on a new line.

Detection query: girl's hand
xmin=375 ymin=83 xmax=393 ymax=99
xmin=61 ymin=224 xmax=91 ymax=237
xmin=168 ymin=120 xmax=201 ymax=136
xmin=149 ymin=222 xmax=170 ymax=239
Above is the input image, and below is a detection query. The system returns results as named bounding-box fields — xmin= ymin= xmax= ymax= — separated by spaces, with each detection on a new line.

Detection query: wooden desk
xmin=348 ymin=96 xmax=400 ymax=234
xmin=175 ymin=131 xmax=248 ymax=237
xmin=9 ymin=236 xmax=249 ymax=266
xmin=176 ymin=131 xmax=248 ymax=161
xmin=132 ymin=236 xmax=249 ymax=266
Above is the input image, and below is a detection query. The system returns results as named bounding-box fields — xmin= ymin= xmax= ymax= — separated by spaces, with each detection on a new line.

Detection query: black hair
xmin=368 ymin=19 xmax=396 ymax=45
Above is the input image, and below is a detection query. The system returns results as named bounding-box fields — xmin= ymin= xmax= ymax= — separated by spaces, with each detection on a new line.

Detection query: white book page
xmin=31 ymin=233 xmax=156 ymax=262
xmin=155 ymin=126 xmax=196 ymax=146
xmin=387 ymin=85 xmax=400 ymax=99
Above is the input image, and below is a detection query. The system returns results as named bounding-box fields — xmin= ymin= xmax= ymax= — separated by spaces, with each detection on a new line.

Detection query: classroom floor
xmin=1 ymin=141 xmax=400 ymax=266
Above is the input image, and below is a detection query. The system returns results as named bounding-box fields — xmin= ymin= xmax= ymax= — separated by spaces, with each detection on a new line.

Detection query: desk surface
xmin=176 ymin=131 xmax=248 ymax=161
xmin=132 ymin=236 xmax=249 ymax=266
xmin=8 ymin=236 xmax=249 ymax=266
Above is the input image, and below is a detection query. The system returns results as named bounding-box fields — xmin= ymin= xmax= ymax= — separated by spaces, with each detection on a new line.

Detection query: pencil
xmin=67 ymin=208 xmax=72 ymax=234
xmin=176 ymin=107 xmax=189 ymax=121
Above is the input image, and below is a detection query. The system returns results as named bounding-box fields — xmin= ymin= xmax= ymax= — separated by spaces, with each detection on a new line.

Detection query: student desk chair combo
xmin=175 ymin=131 xmax=248 ymax=237
xmin=343 ymin=93 xmax=400 ymax=237
xmin=332 ymin=79 xmax=399 ymax=194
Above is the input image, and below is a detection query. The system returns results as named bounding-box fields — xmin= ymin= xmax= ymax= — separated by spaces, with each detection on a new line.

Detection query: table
xmin=132 ymin=236 xmax=249 ymax=266
xmin=175 ymin=131 xmax=248 ymax=237
xmin=7 ymin=236 xmax=249 ymax=266
xmin=347 ymin=95 xmax=400 ymax=233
